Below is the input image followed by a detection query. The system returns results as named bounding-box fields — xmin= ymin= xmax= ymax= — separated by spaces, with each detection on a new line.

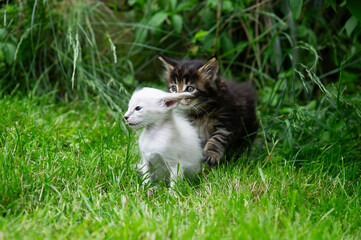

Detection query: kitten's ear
xmin=162 ymin=99 xmax=178 ymax=108
xmin=198 ymin=56 xmax=219 ymax=79
xmin=158 ymin=54 xmax=177 ymax=71
xmin=160 ymin=92 xmax=193 ymax=109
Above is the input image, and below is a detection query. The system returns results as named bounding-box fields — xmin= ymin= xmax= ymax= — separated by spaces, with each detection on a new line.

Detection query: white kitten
xmin=124 ymin=87 xmax=203 ymax=191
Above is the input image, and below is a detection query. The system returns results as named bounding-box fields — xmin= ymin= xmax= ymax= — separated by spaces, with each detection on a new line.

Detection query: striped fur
xmin=159 ymin=55 xmax=259 ymax=166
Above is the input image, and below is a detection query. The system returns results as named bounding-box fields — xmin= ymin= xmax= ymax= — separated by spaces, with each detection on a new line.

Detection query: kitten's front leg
xmin=137 ymin=161 xmax=152 ymax=186
xmin=168 ymin=163 xmax=184 ymax=189
xmin=137 ymin=161 xmax=159 ymax=197
xmin=203 ymin=128 xmax=231 ymax=166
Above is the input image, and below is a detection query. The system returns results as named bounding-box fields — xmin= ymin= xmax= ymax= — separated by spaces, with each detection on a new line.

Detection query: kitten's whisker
xmin=190 ymin=104 xmax=200 ymax=116
xmin=192 ymin=103 xmax=207 ymax=117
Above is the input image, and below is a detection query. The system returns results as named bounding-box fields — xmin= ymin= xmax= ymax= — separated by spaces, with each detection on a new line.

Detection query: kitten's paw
xmin=135 ymin=163 xmax=148 ymax=177
xmin=147 ymin=189 xmax=154 ymax=198
xmin=204 ymin=151 xmax=221 ymax=166
xmin=146 ymin=186 xmax=158 ymax=198
xmin=169 ymin=189 xmax=177 ymax=196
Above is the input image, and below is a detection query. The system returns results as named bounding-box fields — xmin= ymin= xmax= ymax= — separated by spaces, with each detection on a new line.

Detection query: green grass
xmin=1 ymin=1 xmax=361 ymax=238
xmin=0 ymin=93 xmax=360 ymax=239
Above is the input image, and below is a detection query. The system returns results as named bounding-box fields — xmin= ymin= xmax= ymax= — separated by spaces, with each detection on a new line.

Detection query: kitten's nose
xmin=124 ymin=115 xmax=129 ymax=120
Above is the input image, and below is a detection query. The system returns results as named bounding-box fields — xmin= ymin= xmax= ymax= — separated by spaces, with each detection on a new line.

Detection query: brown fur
xmin=159 ymin=55 xmax=259 ymax=166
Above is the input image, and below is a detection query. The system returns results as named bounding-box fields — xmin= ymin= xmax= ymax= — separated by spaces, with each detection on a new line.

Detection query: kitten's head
xmin=124 ymin=87 xmax=192 ymax=129
xmin=159 ymin=55 xmax=220 ymax=111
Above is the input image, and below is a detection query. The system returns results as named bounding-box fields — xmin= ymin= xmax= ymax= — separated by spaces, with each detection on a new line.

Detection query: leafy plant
xmin=0 ymin=0 xmax=131 ymax=112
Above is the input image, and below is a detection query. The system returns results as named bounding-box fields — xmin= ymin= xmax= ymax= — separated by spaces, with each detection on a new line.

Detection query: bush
xmin=0 ymin=0 xmax=131 ymax=111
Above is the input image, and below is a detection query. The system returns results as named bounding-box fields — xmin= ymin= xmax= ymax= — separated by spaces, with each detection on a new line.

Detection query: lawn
xmin=1 ymin=0 xmax=361 ymax=239
xmin=0 ymin=93 xmax=360 ymax=239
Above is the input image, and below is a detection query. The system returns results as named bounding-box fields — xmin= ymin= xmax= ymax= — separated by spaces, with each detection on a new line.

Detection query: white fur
xmin=124 ymin=87 xmax=203 ymax=189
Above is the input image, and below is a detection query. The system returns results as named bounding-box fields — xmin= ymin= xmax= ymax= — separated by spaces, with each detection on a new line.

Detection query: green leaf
xmin=297 ymin=25 xmax=317 ymax=45
xmin=171 ymin=14 xmax=183 ymax=34
xmin=135 ymin=28 xmax=148 ymax=43
xmin=223 ymin=0 xmax=234 ymax=13
xmin=2 ymin=43 xmax=16 ymax=65
xmin=345 ymin=16 xmax=359 ymax=36
xmin=0 ymin=28 xmax=7 ymax=40
xmin=169 ymin=0 xmax=177 ymax=12
xmin=289 ymin=0 xmax=303 ymax=21
xmin=324 ymin=0 xmax=337 ymax=12
xmin=135 ymin=19 xmax=148 ymax=43
xmin=220 ymin=33 xmax=234 ymax=59
xmin=206 ymin=0 xmax=217 ymax=9
xmin=148 ymin=11 xmax=168 ymax=28
xmin=192 ymin=30 xmax=208 ymax=43
xmin=235 ymin=41 xmax=248 ymax=53
xmin=128 ymin=0 xmax=144 ymax=6
xmin=347 ymin=0 xmax=361 ymax=23
xmin=176 ymin=2 xmax=193 ymax=12
xmin=128 ymin=0 xmax=137 ymax=6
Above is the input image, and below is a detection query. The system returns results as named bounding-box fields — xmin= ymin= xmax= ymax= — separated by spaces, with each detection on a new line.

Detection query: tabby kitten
xmin=158 ymin=55 xmax=259 ymax=166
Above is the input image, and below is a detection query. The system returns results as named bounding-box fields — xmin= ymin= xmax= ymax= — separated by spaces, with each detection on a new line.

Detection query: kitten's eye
xmin=170 ymin=85 xmax=177 ymax=92
xmin=135 ymin=106 xmax=142 ymax=111
xmin=186 ymin=86 xmax=195 ymax=92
